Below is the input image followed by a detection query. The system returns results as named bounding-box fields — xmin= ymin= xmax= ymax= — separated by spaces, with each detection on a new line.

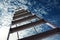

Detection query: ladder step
xmin=14 ymin=9 xmax=27 ymax=16
xmin=11 ymin=17 xmax=40 ymax=28
xmin=12 ymin=15 xmax=38 ymax=25
xmin=10 ymin=19 xmax=46 ymax=33
xmin=13 ymin=12 xmax=32 ymax=20
xmin=18 ymin=28 xmax=60 ymax=40
xmin=14 ymin=12 xmax=28 ymax=18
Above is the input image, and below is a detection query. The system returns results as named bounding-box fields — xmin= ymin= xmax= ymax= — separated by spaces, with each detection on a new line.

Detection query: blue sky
xmin=26 ymin=0 xmax=60 ymax=27
xmin=0 ymin=0 xmax=60 ymax=40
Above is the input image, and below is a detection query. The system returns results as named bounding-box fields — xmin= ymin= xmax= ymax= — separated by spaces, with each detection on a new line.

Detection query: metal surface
xmin=18 ymin=28 xmax=60 ymax=40
xmin=8 ymin=9 xmax=59 ymax=40
xmin=10 ymin=19 xmax=46 ymax=33
xmin=13 ymin=12 xmax=32 ymax=20
xmin=12 ymin=15 xmax=38 ymax=25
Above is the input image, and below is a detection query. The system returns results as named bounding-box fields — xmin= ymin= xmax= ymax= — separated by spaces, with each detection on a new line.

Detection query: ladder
xmin=7 ymin=9 xmax=60 ymax=40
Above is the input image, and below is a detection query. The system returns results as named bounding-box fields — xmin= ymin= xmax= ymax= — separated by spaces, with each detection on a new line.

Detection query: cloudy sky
xmin=0 ymin=0 xmax=60 ymax=40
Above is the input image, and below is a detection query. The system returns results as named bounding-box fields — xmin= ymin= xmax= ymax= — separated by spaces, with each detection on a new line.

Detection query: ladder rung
xmin=13 ymin=12 xmax=32 ymax=20
xmin=12 ymin=15 xmax=38 ymax=25
xmin=13 ymin=12 xmax=27 ymax=18
xmin=18 ymin=28 xmax=60 ymax=40
xmin=10 ymin=19 xmax=46 ymax=33
xmin=14 ymin=9 xmax=27 ymax=15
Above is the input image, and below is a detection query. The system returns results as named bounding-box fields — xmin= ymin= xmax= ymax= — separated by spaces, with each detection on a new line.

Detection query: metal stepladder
xmin=7 ymin=9 xmax=60 ymax=40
